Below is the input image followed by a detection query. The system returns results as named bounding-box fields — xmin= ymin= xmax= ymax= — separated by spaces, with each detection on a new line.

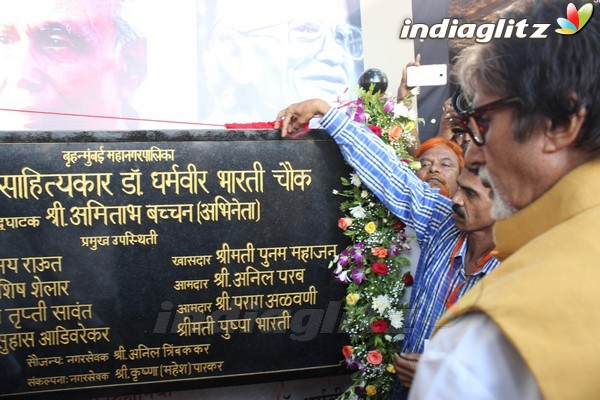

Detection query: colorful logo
xmin=556 ymin=2 xmax=594 ymax=34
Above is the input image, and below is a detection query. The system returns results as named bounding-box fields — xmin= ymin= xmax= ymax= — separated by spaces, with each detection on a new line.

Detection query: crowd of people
xmin=276 ymin=0 xmax=600 ymax=398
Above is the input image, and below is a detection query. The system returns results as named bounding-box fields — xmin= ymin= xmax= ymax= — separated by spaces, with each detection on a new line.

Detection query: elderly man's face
xmin=0 ymin=0 xmax=133 ymax=130
xmin=285 ymin=0 xmax=360 ymax=102
xmin=216 ymin=0 xmax=359 ymax=110
xmin=416 ymin=144 xmax=461 ymax=197
xmin=464 ymin=92 xmax=546 ymax=219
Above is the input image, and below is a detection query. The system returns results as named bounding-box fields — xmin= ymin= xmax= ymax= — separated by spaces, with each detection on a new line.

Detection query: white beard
xmin=479 ymin=167 xmax=518 ymax=220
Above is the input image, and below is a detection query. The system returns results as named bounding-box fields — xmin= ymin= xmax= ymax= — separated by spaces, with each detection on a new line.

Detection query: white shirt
xmin=409 ymin=312 xmax=542 ymax=400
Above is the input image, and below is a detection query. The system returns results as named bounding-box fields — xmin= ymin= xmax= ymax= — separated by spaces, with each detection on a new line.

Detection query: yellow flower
xmin=346 ymin=293 xmax=360 ymax=306
xmin=386 ymin=364 xmax=396 ymax=374
xmin=364 ymin=221 xmax=377 ymax=234
xmin=409 ymin=160 xmax=422 ymax=170
xmin=365 ymin=385 xmax=377 ymax=396
xmin=403 ymin=120 xmax=416 ymax=133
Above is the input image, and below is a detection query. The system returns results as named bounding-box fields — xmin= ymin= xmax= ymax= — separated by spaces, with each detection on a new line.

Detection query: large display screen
xmin=0 ymin=0 xmax=363 ymax=131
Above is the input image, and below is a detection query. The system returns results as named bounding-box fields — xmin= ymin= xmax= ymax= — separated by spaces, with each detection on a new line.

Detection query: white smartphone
xmin=406 ymin=64 xmax=448 ymax=87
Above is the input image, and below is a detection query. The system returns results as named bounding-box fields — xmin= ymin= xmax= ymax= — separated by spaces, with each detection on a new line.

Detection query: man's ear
xmin=119 ymin=38 xmax=147 ymax=98
xmin=543 ymin=107 xmax=587 ymax=153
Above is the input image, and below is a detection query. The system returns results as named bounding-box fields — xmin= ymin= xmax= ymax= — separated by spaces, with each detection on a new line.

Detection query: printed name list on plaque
xmin=0 ymin=129 xmax=352 ymax=399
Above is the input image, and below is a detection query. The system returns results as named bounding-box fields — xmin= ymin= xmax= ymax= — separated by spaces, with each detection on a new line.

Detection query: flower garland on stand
xmin=331 ymin=85 xmax=422 ymax=399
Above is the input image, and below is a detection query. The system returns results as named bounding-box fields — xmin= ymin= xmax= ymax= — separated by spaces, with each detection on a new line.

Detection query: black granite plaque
xmin=0 ymin=129 xmax=352 ymax=399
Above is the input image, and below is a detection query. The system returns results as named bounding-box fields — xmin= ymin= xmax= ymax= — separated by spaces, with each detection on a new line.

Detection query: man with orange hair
xmin=275 ymin=99 xmax=498 ymax=399
xmin=414 ymin=137 xmax=464 ymax=198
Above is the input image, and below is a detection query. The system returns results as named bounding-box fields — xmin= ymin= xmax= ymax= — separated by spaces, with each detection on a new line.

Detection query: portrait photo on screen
xmin=0 ymin=0 xmax=148 ymax=131
xmin=0 ymin=0 xmax=363 ymax=131
xmin=196 ymin=0 xmax=364 ymax=125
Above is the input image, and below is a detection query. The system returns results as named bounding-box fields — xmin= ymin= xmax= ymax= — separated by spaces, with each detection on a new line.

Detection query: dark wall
xmin=411 ymin=0 xmax=451 ymax=141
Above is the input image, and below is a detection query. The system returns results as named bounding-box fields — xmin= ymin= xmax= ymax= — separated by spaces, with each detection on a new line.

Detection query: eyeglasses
xmin=239 ymin=19 xmax=363 ymax=60
xmin=288 ymin=19 xmax=363 ymax=60
xmin=457 ymin=96 xmax=520 ymax=146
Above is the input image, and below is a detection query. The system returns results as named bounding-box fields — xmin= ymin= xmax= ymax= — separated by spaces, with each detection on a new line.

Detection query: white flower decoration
xmin=408 ymin=108 xmax=419 ymax=121
xmin=337 ymin=270 xmax=350 ymax=283
xmin=393 ymin=103 xmax=411 ymax=119
xmin=389 ymin=310 xmax=404 ymax=329
xmin=350 ymin=172 xmax=362 ymax=187
xmin=392 ymin=334 xmax=405 ymax=342
xmin=350 ymin=205 xmax=367 ymax=219
xmin=371 ymin=294 xmax=391 ymax=315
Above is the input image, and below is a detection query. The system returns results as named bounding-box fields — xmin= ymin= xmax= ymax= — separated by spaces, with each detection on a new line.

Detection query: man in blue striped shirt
xmin=275 ymin=98 xmax=499 ymax=399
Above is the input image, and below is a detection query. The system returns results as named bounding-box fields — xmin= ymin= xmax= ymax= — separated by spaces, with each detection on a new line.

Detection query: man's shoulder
xmin=422 ymin=213 xmax=461 ymax=243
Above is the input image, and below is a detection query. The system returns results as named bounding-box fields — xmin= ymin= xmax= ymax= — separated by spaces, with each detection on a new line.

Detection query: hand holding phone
xmin=406 ymin=64 xmax=447 ymax=87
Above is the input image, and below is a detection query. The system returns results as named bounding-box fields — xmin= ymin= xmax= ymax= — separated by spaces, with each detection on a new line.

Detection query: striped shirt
xmin=319 ymin=107 xmax=499 ymax=354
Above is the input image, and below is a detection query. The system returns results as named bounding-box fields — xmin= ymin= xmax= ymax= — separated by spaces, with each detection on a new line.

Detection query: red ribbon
xmin=0 ymin=107 xmax=314 ymax=137
xmin=224 ymin=120 xmax=312 ymax=138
